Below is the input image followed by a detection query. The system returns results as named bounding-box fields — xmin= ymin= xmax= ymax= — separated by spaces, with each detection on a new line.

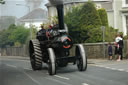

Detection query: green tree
xmin=105 ymin=26 xmax=118 ymax=42
xmin=0 ymin=24 xmax=30 ymax=47
xmin=0 ymin=29 xmax=12 ymax=47
xmin=98 ymin=8 xmax=108 ymax=27
xmin=65 ymin=6 xmax=82 ymax=43
xmin=65 ymin=1 xmax=102 ymax=43
xmin=0 ymin=0 xmax=5 ymax=4
xmin=9 ymin=25 xmax=30 ymax=45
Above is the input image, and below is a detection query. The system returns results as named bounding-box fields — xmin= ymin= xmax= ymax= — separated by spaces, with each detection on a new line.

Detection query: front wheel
xmin=47 ymin=48 xmax=56 ymax=75
xmin=75 ymin=44 xmax=87 ymax=71
xmin=29 ymin=39 xmax=43 ymax=70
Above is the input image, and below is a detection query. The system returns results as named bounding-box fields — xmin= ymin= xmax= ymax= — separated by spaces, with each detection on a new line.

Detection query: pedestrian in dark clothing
xmin=120 ymin=35 xmax=124 ymax=60
xmin=108 ymin=42 xmax=113 ymax=60
xmin=118 ymin=39 xmax=123 ymax=60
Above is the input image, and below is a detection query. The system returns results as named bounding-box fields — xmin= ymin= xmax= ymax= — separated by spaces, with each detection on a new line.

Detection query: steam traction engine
xmin=29 ymin=0 xmax=87 ymax=75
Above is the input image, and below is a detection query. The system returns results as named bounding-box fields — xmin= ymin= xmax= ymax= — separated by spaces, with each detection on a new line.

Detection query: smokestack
xmin=56 ymin=5 xmax=64 ymax=30
xmin=49 ymin=0 xmax=65 ymax=30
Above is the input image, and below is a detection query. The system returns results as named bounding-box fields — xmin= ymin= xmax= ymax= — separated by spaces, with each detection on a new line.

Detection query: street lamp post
xmin=101 ymin=26 xmax=106 ymax=58
xmin=16 ymin=4 xmax=32 ymax=39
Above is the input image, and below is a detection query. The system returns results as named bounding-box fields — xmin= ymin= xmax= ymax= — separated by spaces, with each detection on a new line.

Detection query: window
xmin=96 ymin=4 xmax=101 ymax=9
xmin=122 ymin=0 xmax=128 ymax=7
xmin=126 ymin=0 xmax=128 ymax=4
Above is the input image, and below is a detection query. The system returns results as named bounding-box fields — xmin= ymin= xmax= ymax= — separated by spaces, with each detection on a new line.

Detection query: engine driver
xmin=36 ymin=24 xmax=47 ymax=41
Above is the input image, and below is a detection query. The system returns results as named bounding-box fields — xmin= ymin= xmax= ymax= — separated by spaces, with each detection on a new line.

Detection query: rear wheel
xmin=29 ymin=39 xmax=43 ymax=70
xmin=76 ymin=44 xmax=87 ymax=71
xmin=48 ymin=48 xmax=56 ymax=75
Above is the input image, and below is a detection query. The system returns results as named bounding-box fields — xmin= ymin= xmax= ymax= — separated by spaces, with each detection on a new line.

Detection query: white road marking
xmin=92 ymin=65 xmax=104 ymax=68
xmin=54 ymin=75 xmax=70 ymax=80
xmin=82 ymin=83 xmax=89 ymax=85
xmin=118 ymin=69 xmax=125 ymax=71
xmin=92 ymin=64 xmax=128 ymax=73
xmin=46 ymin=77 xmax=72 ymax=85
xmin=6 ymin=64 xmax=17 ymax=68
xmin=1 ymin=58 xmax=30 ymax=62
xmin=105 ymin=67 xmax=111 ymax=69
xmin=24 ymin=68 xmax=32 ymax=70
xmin=110 ymin=68 xmax=116 ymax=70
xmin=6 ymin=64 xmax=41 ymax=85
xmin=23 ymin=71 xmax=41 ymax=85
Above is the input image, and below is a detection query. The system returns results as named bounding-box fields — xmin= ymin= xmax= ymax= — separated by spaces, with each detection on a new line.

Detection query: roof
xmin=45 ymin=0 xmax=112 ymax=7
xmin=93 ymin=0 xmax=112 ymax=2
xmin=19 ymin=8 xmax=48 ymax=22
xmin=46 ymin=0 xmax=87 ymax=7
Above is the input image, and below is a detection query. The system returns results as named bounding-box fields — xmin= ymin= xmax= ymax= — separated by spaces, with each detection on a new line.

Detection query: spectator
xmin=108 ymin=42 xmax=113 ymax=60
xmin=114 ymin=34 xmax=123 ymax=61
xmin=120 ymin=35 xmax=124 ymax=60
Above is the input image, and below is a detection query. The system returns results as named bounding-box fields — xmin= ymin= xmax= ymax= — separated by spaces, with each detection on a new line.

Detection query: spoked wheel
xmin=75 ymin=44 xmax=87 ymax=71
xmin=47 ymin=48 xmax=56 ymax=75
xmin=29 ymin=39 xmax=43 ymax=70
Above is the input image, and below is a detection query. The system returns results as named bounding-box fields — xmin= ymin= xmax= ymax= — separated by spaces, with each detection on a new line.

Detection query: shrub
xmin=65 ymin=1 xmax=102 ymax=43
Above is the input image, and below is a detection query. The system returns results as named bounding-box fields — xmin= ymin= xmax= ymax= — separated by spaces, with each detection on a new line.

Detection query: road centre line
xmin=82 ymin=83 xmax=89 ymax=85
xmin=45 ymin=77 xmax=72 ymax=85
xmin=105 ymin=67 xmax=111 ymax=69
xmin=23 ymin=71 xmax=41 ymax=85
xmin=6 ymin=64 xmax=32 ymax=71
xmin=117 ymin=69 xmax=125 ymax=71
xmin=2 ymin=58 xmax=29 ymax=62
xmin=7 ymin=64 xmax=41 ymax=85
xmin=45 ymin=73 xmax=70 ymax=80
xmin=54 ymin=75 xmax=70 ymax=80
xmin=24 ymin=68 xmax=32 ymax=70
xmin=6 ymin=64 xmax=17 ymax=68
xmin=110 ymin=68 xmax=116 ymax=70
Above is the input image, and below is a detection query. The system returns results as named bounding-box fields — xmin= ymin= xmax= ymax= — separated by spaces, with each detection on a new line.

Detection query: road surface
xmin=0 ymin=56 xmax=128 ymax=85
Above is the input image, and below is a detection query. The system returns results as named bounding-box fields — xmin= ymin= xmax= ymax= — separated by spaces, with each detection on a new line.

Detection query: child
xmin=108 ymin=42 xmax=113 ymax=60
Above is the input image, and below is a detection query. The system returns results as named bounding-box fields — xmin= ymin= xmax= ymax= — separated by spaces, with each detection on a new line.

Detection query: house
xmin=113 ymin=0 xmax=128 ymax=35
xmin=17 ymin=8 xmax=48 ymax=30
xmin=45 ymin=0 xmax=128 ymax=36
xmin=45 ymin=0 xmax=112 ymax=19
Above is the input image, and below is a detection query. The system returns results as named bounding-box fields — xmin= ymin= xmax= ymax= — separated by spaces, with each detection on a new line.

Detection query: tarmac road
xmin=0 ymin=56 xmax=128 ymax=85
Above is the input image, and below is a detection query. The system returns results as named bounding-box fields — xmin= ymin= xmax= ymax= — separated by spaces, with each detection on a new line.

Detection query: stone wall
xmin=0 ymin=40 xmax=128 ymax=59
xmin=71 ymin=40 xmax=128 ymax=59
xmin=70 ymin=43 xmax=113 ymax=59
xmin=123 ymin=40 xmax=128 ymax=58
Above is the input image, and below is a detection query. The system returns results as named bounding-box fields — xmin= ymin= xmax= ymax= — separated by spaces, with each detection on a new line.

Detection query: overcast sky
xmin=0 ymin=0 xmax=48 ymax=18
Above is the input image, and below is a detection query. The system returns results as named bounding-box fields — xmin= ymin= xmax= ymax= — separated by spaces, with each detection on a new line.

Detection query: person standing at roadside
xmin=115 ymin=34 xmax=123 ymax=61
xmin=108 ymin=42 xmax=113 ymax=60
xmin=120 ymin=35 xmax=124 ymax=60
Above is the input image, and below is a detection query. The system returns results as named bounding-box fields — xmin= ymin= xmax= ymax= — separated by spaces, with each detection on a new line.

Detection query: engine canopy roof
xmin=48 ymin=0 xmax=64 ymax=5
